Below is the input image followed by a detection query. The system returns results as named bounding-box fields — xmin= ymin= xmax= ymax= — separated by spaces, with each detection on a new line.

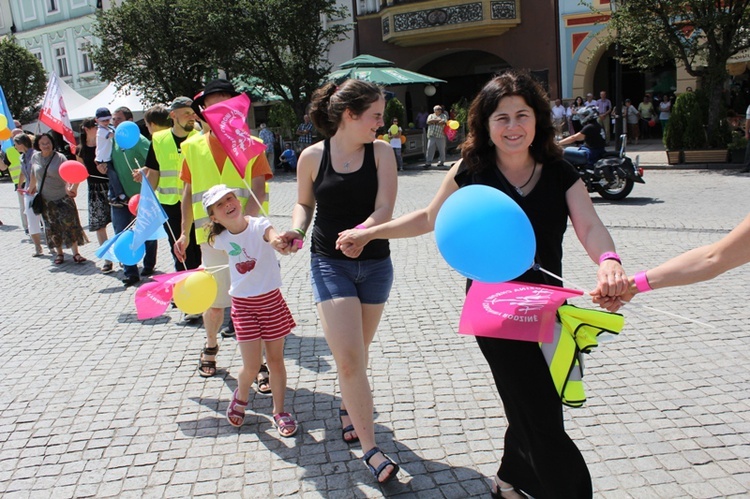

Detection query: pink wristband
xmin=355 ymin=224 xmax=367 ymax=229
xmin=598 ymin=251 xmax=621 ymax=264
xmin=633 ymin=271 xmax=652 ymax=293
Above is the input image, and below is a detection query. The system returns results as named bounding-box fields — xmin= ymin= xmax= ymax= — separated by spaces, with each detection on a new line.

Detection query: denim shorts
xmin=310 ymin=254 xmax=393 ymax=304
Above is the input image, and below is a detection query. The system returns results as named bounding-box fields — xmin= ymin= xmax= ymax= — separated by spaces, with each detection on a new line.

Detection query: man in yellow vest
xmin=143 ymin=97 xmax=202 ymax=273
xmin=174 ymin=79 xmax=272 ymax=377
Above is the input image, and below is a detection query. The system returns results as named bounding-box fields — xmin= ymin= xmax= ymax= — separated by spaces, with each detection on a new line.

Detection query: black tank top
xmin=312 ymin=139 xmax=389 ymax=260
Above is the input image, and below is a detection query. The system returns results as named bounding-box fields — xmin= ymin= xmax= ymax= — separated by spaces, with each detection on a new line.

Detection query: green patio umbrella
xmin=327 ymin=54 xmax=446 ymax=86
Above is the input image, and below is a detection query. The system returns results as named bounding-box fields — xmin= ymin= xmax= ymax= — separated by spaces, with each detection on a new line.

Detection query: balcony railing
xmin=380 ymin=0 xmax=521 ymax=47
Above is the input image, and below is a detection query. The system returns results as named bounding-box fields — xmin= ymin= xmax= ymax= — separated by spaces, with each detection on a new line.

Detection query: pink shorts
xmin=230 ymin=289 xmax=296 ymax=343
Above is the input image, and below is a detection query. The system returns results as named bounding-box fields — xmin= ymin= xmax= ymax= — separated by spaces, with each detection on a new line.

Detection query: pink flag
xmin=459 ymin=281 xmax=584 ymax=343
xmin=134 ymin=269 xmax=199 ymax=320
xmin=39 ymin=73 xmax=77 ymax=154
xmin=201 ymin=93 xmax=266 ymax=178
xmin=134 ymin=281 xmax=174 ymax=320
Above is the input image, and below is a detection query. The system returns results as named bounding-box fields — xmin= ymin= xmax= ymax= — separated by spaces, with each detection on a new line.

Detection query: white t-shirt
xmin=389 ymin=126 xmax=402 ymax=149
xmin=95 ymin=124 xmax=114 ymax=162
xmin=212 ymin=216 xmax=282 ymax=298
xmin=551 ymin=104 xmax=566 ymax=121
xmin=745 ymin=104 xmax=750 ymax=120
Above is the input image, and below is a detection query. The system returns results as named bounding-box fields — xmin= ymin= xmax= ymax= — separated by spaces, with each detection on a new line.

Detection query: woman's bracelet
xmin=292 ymin=228 xmax=306 ymax=239
xmin=633 ymin=271 xmax=653 ymax=293
xmin=598 ymin=251 xmax=621 ymax=265
xmin=355 ymin=224 xmax=367 ymax=229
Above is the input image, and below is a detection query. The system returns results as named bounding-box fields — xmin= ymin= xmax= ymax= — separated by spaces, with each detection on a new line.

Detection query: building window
xmin=70 ymin=0 xmax=89 ymax=7
xmin=55 ymin=46 xmax=70 ymax=77
xmin=31 ymin=50 xmax=43 ymax=63
xmin=21 ymin=0 xmax=37 ymax=22
xmin=48 ymin=0 xmax=59 ymax=12
xmin=79 ymin=43 xmax=95 ymax=73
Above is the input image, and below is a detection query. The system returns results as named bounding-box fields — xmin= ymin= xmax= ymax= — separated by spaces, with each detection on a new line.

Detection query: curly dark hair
xmin=309 ymin=79 xmax=383 ymax=138
xmin=461 ymin=71 xmax=561 ymax=173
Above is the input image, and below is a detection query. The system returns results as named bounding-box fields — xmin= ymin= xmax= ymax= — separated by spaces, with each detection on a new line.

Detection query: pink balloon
xmin=128 ymin=194 xmax=140 ymax=216
xmin=59 ymin=160 xmax=89 ymax=183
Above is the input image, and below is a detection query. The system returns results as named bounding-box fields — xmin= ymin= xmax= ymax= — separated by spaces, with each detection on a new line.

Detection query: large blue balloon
xmin=113 ymin=230 xmax=145 ymax=265
xmin=435 ymin=184 xmax=536 ymax=283
xmin=114 ymin=121 xmax=140 ymax=150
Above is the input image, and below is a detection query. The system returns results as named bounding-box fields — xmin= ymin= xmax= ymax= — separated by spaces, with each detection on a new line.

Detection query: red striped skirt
xmin=230 ymin=289 xmax=296 ymax=343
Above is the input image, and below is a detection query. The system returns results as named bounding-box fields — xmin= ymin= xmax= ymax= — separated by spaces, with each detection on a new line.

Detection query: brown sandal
xmin=73 ymin=253 xmax=87 ymax=263
xmin=54 ymin=254 xmax=64 ymax=265
xmin=198 ymin=344 xmax=219 ymax=377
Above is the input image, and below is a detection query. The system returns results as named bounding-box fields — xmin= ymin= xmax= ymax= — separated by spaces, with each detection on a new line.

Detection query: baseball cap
xmin=169 ymin=96 xmax=193 ymax=112
xmin=202 ymin=184 xmax=239 ymax=213
xmin=95 ymin=107 xmax=112 ymax=120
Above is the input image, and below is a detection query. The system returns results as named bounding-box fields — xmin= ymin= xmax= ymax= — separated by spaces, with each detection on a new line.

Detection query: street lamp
xmin=611 ymin=0 xmax=624 ymax=151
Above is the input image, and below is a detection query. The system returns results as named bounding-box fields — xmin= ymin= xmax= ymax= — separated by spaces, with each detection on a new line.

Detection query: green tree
xmin=225 ymin=0 xmax=352 ymax=121
xmin=268 ymin=102 xmax=298 ymax=141
xmin=0 ymin=37 xmax=47 ymax=122
xmin=90 ymin=0 xmax=228 ymax=104
xmin=384 ymin=97 xmax=405 ymax=131
xmin=664 ymin=92 xmax=705 ymax=150
xmin=608 ymin=0 xmax=750 ymax=147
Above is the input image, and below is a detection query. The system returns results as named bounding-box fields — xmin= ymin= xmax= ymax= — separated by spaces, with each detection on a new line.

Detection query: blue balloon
xmin=113 ymin=230 xmax=145 ymax=265
xmin=114 ymin=121 xmax=140 ymax=150
xmin=435 ymin=184 xmax=536 ymax=283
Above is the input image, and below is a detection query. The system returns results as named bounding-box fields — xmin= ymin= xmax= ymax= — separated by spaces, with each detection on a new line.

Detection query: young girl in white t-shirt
xmin=203 ymin=184 xmax=298 ymax=437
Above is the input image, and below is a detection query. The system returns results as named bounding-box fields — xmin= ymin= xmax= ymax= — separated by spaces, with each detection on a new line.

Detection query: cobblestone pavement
xmin=1 ymin=168 xmax=749 ymax=498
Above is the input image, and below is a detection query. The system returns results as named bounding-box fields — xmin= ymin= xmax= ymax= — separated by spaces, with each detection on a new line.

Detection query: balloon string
xmin=202 ymin=264 xmax=229 ymax=274
xmin=532 ymin=264 xmax=588 ymax=293
xmin=531 ymin=264 xmax=715 ymax=328
xmin=89 ymin=175 xmax=109 ymax=180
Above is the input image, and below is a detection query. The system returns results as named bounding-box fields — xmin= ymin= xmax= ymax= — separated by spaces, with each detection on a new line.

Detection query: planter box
xmin=666 ymin=150 xmax=683 ymax=164
xmin=682 ymin=149 xmax=728 ymax=164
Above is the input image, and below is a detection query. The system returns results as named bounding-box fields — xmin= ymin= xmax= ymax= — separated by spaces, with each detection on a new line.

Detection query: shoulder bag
xmin=31 ymin=155 xmax=54 ymax=215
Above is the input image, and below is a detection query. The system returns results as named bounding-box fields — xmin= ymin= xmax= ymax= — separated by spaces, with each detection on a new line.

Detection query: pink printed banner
xmin=201 ymin=93 xmax=266 ymax=178
xmin=39 ymin=73 xmax=77 ymax=154
xmin=134 ymin=269 xmax=199 ymax=320
xmin=459 ymin=281 xmax=584 ymax=343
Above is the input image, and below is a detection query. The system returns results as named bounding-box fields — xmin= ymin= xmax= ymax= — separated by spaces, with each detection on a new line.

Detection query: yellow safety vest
xmin=540 ymin=305 xmax=624 ymax=408
xmin=151 ymin=128 xmax=196 ymax=205
xmin=6 ymin=146 xmax=21 ymax=185
xmin=182 ymin=133 xmax=267 ymax=245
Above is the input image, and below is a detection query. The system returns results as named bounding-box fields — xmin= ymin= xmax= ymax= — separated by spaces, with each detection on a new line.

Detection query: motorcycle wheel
xmin=596 ymin=172 xmax=634 ymax=200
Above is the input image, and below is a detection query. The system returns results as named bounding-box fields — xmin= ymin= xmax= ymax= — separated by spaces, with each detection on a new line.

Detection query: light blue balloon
xmin=114 ymin=121 xmax=140 ymax=150
xmin=434 ymin=184 xmax=536 ymax=283
xmin=113 ymin=230 xmax=145 ymax=265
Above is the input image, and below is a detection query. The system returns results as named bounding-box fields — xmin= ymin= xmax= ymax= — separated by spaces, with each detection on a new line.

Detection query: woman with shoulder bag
xmin=14 ymin=133 xmax=45 ymax=257
xmin=27 ymin=133 xmax=89 ymax=264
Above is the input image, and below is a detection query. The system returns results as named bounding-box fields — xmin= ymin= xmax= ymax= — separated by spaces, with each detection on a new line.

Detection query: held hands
xmin=589 ymin=259 xmax=629 ymax=312
xmin=276 ymin=230 xmax=305 ymax=256
xmin=66 ymin=184 xmax=77 ymax=198
xmin=96 ymin=162 xmax=107 ymax=175
xmin=335 ymin=228 xmax=369 ymax=259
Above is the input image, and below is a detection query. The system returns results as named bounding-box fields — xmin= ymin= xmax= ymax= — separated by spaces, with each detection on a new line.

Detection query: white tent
xmin=57 ymin=77 xmax=89 ymax=111
xmin=67 ymin=82 xmax=149 ymax=121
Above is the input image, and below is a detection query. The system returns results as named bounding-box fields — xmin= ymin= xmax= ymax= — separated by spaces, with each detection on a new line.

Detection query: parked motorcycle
xmin=563 ymin=134 xmax=645 ymax=200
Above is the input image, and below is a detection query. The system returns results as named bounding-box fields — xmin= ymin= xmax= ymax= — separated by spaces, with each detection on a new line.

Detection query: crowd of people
xmin=2 ymin=73 xmax=749 ymax=497
xmin=552 ymin=90 xmax=676 ymax=145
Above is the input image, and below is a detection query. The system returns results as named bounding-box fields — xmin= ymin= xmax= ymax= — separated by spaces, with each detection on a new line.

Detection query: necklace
xmin=511 ymin=161 xmax=537 ymax=196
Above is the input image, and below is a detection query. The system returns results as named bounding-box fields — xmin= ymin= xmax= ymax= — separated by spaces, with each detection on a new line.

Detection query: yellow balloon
xmin=0 ymin=115 xmax=7 ymax=129
xmin=377 ymin=135 xmax=385 ymax=141
xmin=389 ymin=124 xmax=399 ymax=135
xmin=449 ymin=120 xmax=460 ymax=130
xmin=0 ymin=127 xmax=10 ymax=141
xmin=173 ymin=271 xmax=217 ymax=315
xmin=383 ymin=134 xmax=390 ymax=141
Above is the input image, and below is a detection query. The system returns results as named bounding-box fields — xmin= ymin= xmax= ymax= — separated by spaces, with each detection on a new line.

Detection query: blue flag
xmin=0 ymin=85 xmax=16 ymax=152
xmin=95 ymin=230 xmax=124 ymax=263
xmin=131 ymin=176 xmax=169 ymax=249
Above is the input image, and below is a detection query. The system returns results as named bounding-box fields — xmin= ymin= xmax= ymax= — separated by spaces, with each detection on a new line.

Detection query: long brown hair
xmin=309 ymin=79 xmax=383 ymax=138
xmin=461 ymin=71 xmax=561 ymax=173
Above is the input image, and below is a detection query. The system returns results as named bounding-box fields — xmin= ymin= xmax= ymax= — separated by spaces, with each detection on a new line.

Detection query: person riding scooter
xmin=559 ymin=107 xmax=607 ymax=165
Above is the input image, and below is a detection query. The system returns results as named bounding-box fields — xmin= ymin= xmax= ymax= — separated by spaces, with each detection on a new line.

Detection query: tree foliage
xmin=0 ymin=37 xmax=47 ymax=122
xmin=664 ymin=92 xmax=705 ymax=149
xmin=90 ymin=0 xmax=351 ymax=118
xmin=384 ymin=97 xmax=405 ymax=131
xmin=224 ymin=0 xmax=351 ymax=121
xmin=609 ymin=0 xmax=750 ymax=146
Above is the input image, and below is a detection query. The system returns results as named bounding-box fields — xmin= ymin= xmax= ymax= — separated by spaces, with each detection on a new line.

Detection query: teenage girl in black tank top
xmin=280 ymin=80 xmax=400 ymax=484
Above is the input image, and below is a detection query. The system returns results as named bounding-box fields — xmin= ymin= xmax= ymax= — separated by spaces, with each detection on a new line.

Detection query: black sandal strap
xmin=203 ymin=345 xmax=219 ymax=355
